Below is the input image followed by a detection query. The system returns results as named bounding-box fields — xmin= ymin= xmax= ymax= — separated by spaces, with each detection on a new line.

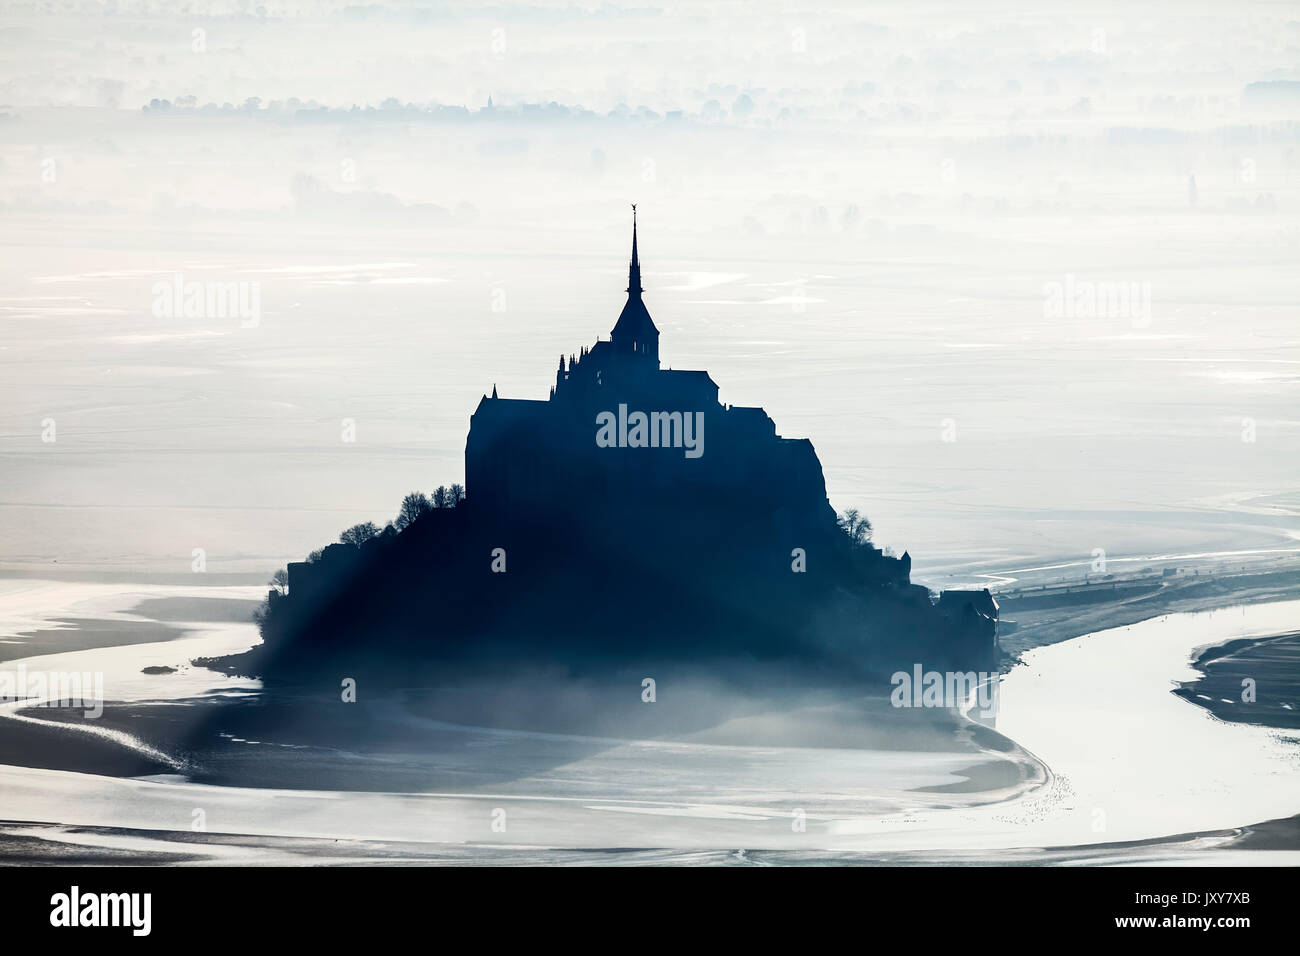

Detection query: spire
xmin=627 ymin=203 xmax=642 ymax=296
xmin=610 ymin=204 xmax=659 ymax=365
xmin=491 ymin=383 xmax=498 ymax=399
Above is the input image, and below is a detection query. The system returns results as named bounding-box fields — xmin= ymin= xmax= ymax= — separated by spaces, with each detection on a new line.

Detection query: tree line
xmin=269 ymin=483 xmax=465 ymax=593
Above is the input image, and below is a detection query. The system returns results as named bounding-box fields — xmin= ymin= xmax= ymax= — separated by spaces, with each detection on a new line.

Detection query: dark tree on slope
xmin=396 ymin=492 xmax=433 ymax=530
xmin=339 ymin=522 xmax=380 ymax=547
xmin=837 ymin=509 xmax=872 ymax=549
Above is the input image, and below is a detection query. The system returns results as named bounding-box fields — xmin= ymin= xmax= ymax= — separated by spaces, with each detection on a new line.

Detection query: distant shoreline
xmin=993 ymin=563 xmax=1300 ymax=659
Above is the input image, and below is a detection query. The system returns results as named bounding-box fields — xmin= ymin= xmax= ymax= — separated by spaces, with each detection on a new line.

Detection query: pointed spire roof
xmin=627 ymin=203 xmax=642 ymax=295
xmin=610 ymin=204 xmax=659 ymax=362
xmin=491 ymin=383 xmax=498 ymax=398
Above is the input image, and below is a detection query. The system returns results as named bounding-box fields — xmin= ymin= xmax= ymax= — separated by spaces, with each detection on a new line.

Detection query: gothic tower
xmin=609 ymin=205 xmax=660 ymax=366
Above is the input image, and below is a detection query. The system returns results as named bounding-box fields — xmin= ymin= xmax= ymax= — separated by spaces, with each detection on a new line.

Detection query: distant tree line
xmin=328 ymin=484 xmax=464 ymax=553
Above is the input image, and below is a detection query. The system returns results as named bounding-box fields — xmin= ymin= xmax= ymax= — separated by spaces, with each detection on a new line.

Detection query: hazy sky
xmin=1 ymin=1 xmax=1297 ymax=583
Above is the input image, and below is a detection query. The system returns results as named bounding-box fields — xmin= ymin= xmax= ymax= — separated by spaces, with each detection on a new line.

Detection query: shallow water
xmin=0 ymin=583 xmax=1296 ymax=858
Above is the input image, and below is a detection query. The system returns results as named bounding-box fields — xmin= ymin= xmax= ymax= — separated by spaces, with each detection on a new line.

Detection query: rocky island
xmin=224 ymin=214 xmax=998 ymax=686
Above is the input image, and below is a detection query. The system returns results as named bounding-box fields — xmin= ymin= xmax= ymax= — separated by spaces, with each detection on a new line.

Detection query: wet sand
xmin=996 ymin=565 xmax=1300 ymax=657
xmin=0 ymin=618 xmax=183 ymax=663
xmin=1175 ymin=630 xmax=1300 ymax=729
xmin=0 ymin=574 xmax=1297 ymax=862
xmin=0 ymin=813 xmax=1294 ymax=866
xmin=0 ymin=580 xmax=263 ymax=658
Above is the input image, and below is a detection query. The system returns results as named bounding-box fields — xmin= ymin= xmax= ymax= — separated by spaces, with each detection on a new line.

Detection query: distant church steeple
xmin=627 ymin=203 xmax=642 ymax=295
xmin=609 ymin=203 xmax=659 ymax=365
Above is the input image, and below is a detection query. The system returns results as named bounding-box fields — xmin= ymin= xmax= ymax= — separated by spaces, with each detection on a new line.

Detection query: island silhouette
xmin=221 ymin=211 xmax=998 ymax=687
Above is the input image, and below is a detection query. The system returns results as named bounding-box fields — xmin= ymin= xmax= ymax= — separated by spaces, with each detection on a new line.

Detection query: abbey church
xmin=466 ymin=212 xmax=848 ymax=546
xmin=267 ymin=213 xmax=996 ymax=683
